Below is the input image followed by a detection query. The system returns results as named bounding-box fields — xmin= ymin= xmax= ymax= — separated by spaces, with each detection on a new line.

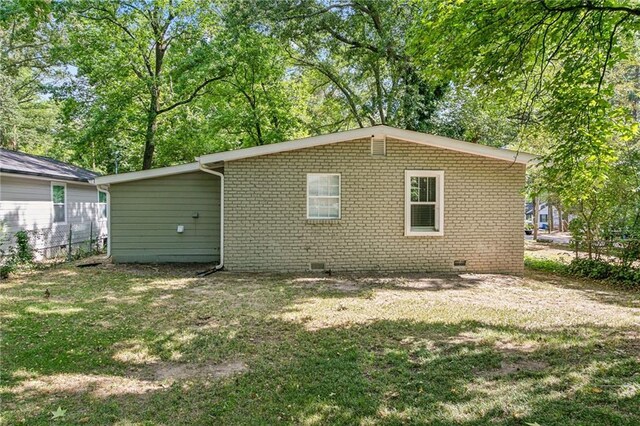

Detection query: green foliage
xmin=411 ymin=0 xmax=640 ymax=266
xmin=525 ymin=254 xmax=639 ymax=287
xmin=524 ymin=256 xmax=568 ymax=274
xmin=14 ymin=230 xmax=34 ymax=263
xmin=567 ymin=258 xmax=640 ymax=286
xmin=0 ymin=229 xmax=34 ymax=278
xmin=0 ymin=0 xmax=61 ymax=152
xmin=261 ymin=0 xmax=448 ymax=131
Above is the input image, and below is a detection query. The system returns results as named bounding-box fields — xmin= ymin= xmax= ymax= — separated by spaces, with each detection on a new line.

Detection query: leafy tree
xmin=260 ymin=0 xmax=447 ymax=131
xmin=56 ymin=0 xmax=231 ymax=170
xmin=0 ymin=0 xmax=60 ymax=153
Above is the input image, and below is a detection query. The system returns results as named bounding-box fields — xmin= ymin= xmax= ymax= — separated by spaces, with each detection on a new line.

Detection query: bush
xmin=525 ymin=256 xmax=639 ymax=287
xmin=14 ymin=230 xmax=34 ymax=264
xmin=567 ymin=258 xmax=640 ymax=286
xmin=0 ymin=230 xmax=34 ymax=279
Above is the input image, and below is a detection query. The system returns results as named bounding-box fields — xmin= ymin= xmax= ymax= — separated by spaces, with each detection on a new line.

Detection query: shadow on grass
xmin=1 ymin=266 xmax=638 ymax=425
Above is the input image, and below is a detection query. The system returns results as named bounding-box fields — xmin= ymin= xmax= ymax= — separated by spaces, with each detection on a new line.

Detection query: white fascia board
xmin=197 ymin=127 xmax=382 ymax=164
xmin=0 ymin=171 xmax=96 ymax=186
xmin=198 ymin=125 xmax=536 ymax=166
xmin=92 ymin=162 xmax=200 ymax=185
xmin=380 ymin=126 xmax=537 ymax=164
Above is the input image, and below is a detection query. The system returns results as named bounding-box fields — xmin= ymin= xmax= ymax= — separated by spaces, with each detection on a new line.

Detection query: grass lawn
xmin=1 ymin=263 xmax=639 ymax=425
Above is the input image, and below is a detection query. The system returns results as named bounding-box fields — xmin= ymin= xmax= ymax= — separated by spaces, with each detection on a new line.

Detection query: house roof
xmin=197 ymin=125 xmax=536 ymax=165
xmin=0 ymin=148 xmax=99 ymax=183
xmin=94 ymin=125 xmax=537 ymax=185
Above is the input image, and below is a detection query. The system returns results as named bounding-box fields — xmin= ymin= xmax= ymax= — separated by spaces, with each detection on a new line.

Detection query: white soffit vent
xmin=371 ymin=136 xmax=386 ymax=156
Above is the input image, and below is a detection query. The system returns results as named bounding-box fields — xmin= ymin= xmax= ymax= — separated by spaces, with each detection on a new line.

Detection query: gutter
xmin=96 ymin=184 xmax=111 ymax=257
xmin=198 ymin=164 xmax=224 ymax=271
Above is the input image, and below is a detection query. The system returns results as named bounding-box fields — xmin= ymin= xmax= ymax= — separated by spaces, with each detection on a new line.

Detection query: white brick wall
xmin=224 ymin=138 xmax=526 ymax=274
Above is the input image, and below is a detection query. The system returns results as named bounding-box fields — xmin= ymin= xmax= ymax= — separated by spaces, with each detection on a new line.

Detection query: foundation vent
xmin=453 ymin=260 xmax=467 ymax=270
xmin=371 ymin=137 xmax=386 ymax=156
xmin=310 ymin=262 xmax=326 ymax=271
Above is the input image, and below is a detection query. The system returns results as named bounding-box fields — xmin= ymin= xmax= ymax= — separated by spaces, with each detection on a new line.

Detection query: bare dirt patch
xmin=494 ymin=340 xmax=539 ymax=354
xmin=480 ymin=360 xmax=548 ymax=378
xmin=10 ymin=374 xmax=163 ymax=398
xmin=292 ymin=277 xmax=364 ymax=292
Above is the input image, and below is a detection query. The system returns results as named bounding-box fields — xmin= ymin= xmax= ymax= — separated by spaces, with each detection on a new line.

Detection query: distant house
xmin=95 ymin=125 xmax=535 ymax=274
xmin=0 ymin=149 xmax=108 ymax=258
xmin=525 ymin=202 xmax=572 ymax=230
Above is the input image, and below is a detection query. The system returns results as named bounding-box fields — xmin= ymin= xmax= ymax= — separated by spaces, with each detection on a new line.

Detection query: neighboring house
xmin=525 ymin=202 xmax=572 ymax=229
xmin=94 ymin=125 xmax=536 ymax=274
xmin=0 ymin=149 xmax=108 ymax=257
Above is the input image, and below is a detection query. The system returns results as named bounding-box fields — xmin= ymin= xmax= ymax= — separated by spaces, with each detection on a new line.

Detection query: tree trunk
xmin=143 ymin=89 xmax=159 ymax=170
xmin=533 ymin=197 xmax=539 ymax=241
xmin=548 ymin=202 xmax=554 ymax=232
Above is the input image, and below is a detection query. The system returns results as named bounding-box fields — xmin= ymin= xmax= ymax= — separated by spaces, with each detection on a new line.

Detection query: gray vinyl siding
xmin=0 ymin=174 xmax=105 ymax=233
xmin=109 ymin=171 xmax=221 ymax=263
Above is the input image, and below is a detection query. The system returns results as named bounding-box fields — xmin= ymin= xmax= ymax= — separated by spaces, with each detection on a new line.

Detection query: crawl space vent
xmin=453 ymin=260 xmax=467 ymax=269
xmin=371 ymin=137 xmax=386 ymax=156
xmin=310 ymin=262 xmax=326 ymax=271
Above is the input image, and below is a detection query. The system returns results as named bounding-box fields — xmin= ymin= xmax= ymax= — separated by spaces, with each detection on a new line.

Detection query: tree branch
xmin=598 ymin=14 xmax=629 ymax=93
xmin=156 ymin=74 xmax=227 ymax=115
xmin=540 ymin=0 xmax=640 ymax=16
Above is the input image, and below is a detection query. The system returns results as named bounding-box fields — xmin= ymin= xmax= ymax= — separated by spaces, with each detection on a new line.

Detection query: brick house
xmin=94 ymin=126 xmax=535 ymax=274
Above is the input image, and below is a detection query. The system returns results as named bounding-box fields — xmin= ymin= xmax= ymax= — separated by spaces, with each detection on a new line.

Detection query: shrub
xmin=14 ymin=230 xmax=34 ymax=264
xmin=567 ymin=258 xmax=640 ymax=286
xmin=0 ymin=230 xmax=34 ymax=279
xmin=525 ymin=256 xmax=639 ymax=287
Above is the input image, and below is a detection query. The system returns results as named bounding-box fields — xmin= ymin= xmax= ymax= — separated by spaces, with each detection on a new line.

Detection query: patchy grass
xmin=525 ymin=256 xmax=569 ymax=274
xmin=1 ymin=263 xmax=639 ymax=425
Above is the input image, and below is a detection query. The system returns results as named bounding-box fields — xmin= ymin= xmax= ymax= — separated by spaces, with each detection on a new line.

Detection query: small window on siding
xmin=371 ymin=137 xmax=386 ymax=156
xmin=98 ymin=190 xmax=108 ymax=220
xmin=51 ymin=183 xmax=66 ymax=224
xmin=307 ymin=173 xmax=340 ymax=219
xmin=405 ymin=171 xmax=444 ymax=236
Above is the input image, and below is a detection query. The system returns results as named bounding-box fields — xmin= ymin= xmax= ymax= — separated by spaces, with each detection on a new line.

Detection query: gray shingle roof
xmin=0 ymin=148 xmax=99 ymax=182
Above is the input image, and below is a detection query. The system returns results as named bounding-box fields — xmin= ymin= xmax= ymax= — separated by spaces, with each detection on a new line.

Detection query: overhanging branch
xmin=156 ymin=73 xmax=227 ymax=115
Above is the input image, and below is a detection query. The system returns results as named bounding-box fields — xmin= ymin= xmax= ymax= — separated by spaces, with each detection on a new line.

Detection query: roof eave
xmin=92 ymin=162 xmax=200 ymax=185
xmin=198 ymin=125 xmax=537 ymax=166
xmin=0 ymin=170 xmax=96 ymax=184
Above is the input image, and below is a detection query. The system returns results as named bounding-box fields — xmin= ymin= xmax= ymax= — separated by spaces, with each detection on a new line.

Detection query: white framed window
xmin=307 ymin=173 xmax=341 ymax=219
xmin=405 ymin=170 xmax=444 ymax=236
xmin=98 ymin=190 xmax=108 ymax=220
xmin=51 ymin=182 xmax=67 ymax=224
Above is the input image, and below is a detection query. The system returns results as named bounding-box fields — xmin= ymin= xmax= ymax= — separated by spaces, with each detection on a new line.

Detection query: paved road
xmin=526 ymin=232 xmax=572 ymax=245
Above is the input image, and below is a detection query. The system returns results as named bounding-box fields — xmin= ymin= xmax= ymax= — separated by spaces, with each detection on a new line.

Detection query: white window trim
xmin=98 ymin=189 xmax=108 ymax=221
xmin=51 ymin=182 xmax=67 ymax=225
xmin=307 ymin=173 xmax=341 ymax=220
xmin=405 ymin=170 xmax=444 ymax=236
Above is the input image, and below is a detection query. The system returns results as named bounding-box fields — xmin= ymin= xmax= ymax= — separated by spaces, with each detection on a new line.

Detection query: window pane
xmin=329 ymin=180 xmax=339 ymax=197
xmin=411 ymin=204 xmax=435 ymax=229
xmin=309 ymin=204 xmax=320 ymax=218
xmin=99 ymin=191 xmax=107 ymax=203
xmin=53 ymin=205 xmax=65 ymax=223
xmin=309 ymin=197 xmax=339 ymax=218
xmin=411 ymin=176 xmax=437 ymax=202
xmin=427 ymin=177 xmax=436 ymax=202
xmin=52 ymin=185 xmax=65 ymax=203
xmin=411 ymin=177 xmax=419 ymax=202
xmin=100 ymin=204 xmax=108 ymax=219
xmin=308 ymin=176 xmax=319 ymax=196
